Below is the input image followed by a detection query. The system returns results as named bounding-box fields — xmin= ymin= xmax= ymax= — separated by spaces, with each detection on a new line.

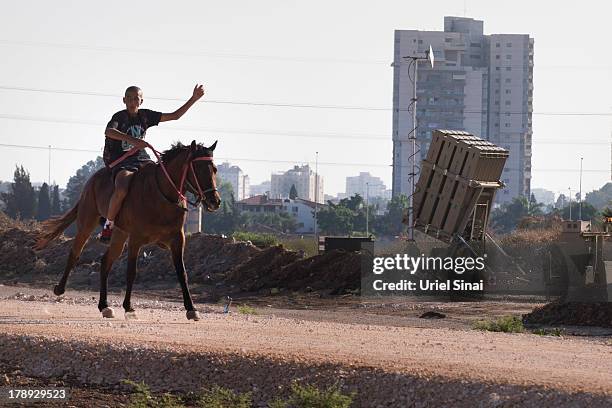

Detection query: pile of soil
xmin=226 ymin=248 xmax=360 ymax=294
xmin=0 ymin=215 xmax=363 ymax=296
xmin=523 ymin=302 xmax=612 ymax=328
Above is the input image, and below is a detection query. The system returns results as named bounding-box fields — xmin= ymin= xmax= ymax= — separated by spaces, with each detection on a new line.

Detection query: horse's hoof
xmin=53 ymin=285 xmax=65 ymax=296
xmin=186 ymin=310 xmax=200 ymax=321
xmin=101 ymin=307 xmax=115 ymax=318
xmin=125 ymin=311 xmax=138 ymax=320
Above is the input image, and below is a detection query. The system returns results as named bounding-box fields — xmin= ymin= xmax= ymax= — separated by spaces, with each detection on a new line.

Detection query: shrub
xmin=232 ymin=231 xmax=279 ymax=248
xmin=473 ymin=315 xmax=525 ymax=333
xmin=123 ymin=380 xmax=184 ymax=408
xmin=237 ymin=304 xmax=257 ymax=315
xmin=198 ymin=385 xmax=252 ymax=408
xmin=270 ymin=383 xmax=354 ymax=408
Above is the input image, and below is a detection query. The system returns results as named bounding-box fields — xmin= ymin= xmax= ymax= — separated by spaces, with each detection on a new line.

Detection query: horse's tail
xmin=34 ymin=204 xmax=79 ymax=250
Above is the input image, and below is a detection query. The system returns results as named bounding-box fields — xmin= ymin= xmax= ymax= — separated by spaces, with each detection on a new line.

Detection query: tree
xmin=50 ymin=185 xmax=61 ymax=215
xmin=585 ymin=182 xmax=612 ymax=210
xmin=289 ymin=184 xmax=298 ymax=199
xmin=317 ymin=204 xmax=354 ymax=235
xmin=555 ymin=201 xmax=598 ymax=221
xmin=0 ymin=165 xmax=37 ymax=219
xmin=36 ymin=183 xmax=51 ymax=221
xmin=63 ymin=157 xmax=104 ymax=209
xmin=372 ymin=195 xmax=408 ymax=236
xmin=490 ymin=196 xmax=545 ymax=233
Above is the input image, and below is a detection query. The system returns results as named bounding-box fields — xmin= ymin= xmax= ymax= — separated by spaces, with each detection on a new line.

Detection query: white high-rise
xmin=217 ymin=162 xmax=250 ymax=201
xmin=270 ymin=165 xmax=324 ymax=203
xmin=392 ymin=16 xmax=533 ymax=204
xmin=346 ymin=172 xmax=386 ymax=199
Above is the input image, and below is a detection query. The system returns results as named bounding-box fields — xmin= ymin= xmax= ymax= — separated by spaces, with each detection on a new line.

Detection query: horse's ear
xmin=190 ymin=140 xmax=197 ymax=150
xmin=209 ymin=140 xmax=218 ymax=151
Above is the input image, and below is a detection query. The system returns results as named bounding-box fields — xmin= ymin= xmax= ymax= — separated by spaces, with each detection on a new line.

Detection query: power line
xmin=3 ymin=40 xmax=612 ymax=71
xmin=0 ymin=112 xmax=609 ymax=145
xmin=1 ymin=85 xmax=611 ymax=116
xmin=0 ymin=143 xmax=609 ymax=173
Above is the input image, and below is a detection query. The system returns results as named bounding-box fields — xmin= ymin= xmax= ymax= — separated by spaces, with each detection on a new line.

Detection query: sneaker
xmin=99 ymin=224 xmax=113 ymax=243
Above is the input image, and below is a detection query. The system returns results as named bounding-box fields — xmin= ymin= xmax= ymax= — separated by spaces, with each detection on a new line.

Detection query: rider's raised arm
xmin=160 ymin=84 xmax=205 ymax=122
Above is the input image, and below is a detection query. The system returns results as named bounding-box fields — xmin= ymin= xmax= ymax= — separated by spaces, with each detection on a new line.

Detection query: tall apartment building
xmin=270 ymin=165 xmax=324 ymax=203
xmin=217 ymin=162 xmax=250 ymax=201
xmin=392 ymin=16 xmax=533 ymax=204
xmin=346 ymin=172 xmax=387 ymax=199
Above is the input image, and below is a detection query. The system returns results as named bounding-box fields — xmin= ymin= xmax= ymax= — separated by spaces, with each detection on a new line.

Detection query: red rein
xmin=107 ymin=144 xmax=213 ymax=204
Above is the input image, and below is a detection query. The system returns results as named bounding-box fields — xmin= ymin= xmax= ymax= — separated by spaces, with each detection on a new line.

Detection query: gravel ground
xmin=0 ymin=285 xmax=611 ymax=407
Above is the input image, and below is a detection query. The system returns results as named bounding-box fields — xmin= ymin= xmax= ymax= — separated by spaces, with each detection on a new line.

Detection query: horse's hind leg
xmin=98 ymin=229 xmax=128 ymax=318
xmin=122 ymin=237 xmax=144 ymax=319
xmin=53 ymin=208 xmax=98 ymax=296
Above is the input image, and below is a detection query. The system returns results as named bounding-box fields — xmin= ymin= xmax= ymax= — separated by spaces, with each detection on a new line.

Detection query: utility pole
xmin=579 ymin=157 xmax=583 ymax=221
xmin=400 ymin=46 xmax=434 ymax=241
xmin=48 ymin=145 xmax=51 ymax=187
xmin=568 ymin=187 xmax=572 ymax=221
xmin=366 ymin=182 xmax=369 ymax=237
xmin=314 ymin=152 xmax=319 ymax=242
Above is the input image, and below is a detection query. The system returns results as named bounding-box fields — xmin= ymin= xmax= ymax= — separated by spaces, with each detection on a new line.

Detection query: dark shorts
xmin=110 ymin=155 xmax=153 ymax=182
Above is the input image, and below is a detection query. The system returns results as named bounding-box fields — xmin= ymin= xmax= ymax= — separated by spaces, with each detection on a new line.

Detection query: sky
xmin=0 ymin=0 xmax=610 ymax=199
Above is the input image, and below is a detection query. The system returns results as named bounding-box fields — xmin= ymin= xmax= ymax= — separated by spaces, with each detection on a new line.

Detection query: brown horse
xmin=35 ymin=140 xmax=221 ymax=320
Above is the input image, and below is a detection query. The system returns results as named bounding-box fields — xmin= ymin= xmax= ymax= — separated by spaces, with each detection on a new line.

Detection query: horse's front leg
xmin=122 ymin=237 xmax=143 ymax=319
xmin=169 ymin=232 xmax=199 ymax=321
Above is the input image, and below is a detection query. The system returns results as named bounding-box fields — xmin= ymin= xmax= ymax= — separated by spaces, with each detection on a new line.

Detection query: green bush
xmin=232 ymin=231 xmax=279 ymax=248
xmin=532 ymin=327 xmax=564 ymax=336
xmin=270 ymin=383 xmax=354 ymax=408
xmin=123 ymin=380 xmax=184 ymax=408
xmin=280 ymin=237 xmax=318 ymax=258
xmin=198 ymin=385 xmax=252 ymax=408
xmin=473 ymin=315 xmax=525 ymax=333
xmin=237 ymin=304 xmax=257 ymax=315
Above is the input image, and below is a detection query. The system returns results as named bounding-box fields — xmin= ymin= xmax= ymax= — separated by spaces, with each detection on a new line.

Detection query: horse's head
xmin=186 ymin=140 xmax=221 ymax=212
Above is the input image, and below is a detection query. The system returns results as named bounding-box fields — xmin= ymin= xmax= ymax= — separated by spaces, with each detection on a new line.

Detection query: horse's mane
xmin=161 ymin=142 xmax=208 ymax=164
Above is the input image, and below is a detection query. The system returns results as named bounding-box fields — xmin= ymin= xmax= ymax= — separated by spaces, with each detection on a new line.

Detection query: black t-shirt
xmin=103 ymin=109 xmax=162 ymax=164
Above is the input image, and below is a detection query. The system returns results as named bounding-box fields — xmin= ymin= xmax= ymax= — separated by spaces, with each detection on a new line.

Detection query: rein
xmin=107 ymin=144 xmax=216 ymax=207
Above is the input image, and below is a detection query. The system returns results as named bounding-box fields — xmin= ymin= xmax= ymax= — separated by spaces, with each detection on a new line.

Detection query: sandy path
xmin=0 ymin=292 xmax=610 ymax=397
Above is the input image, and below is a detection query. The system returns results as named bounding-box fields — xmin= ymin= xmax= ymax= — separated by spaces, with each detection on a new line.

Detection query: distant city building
xmin=270 ymin=165 xmax=324 ymax=203
xmin=392 ymin=16 xmax=533 ymax=204
xmin=217 ymin=162 xmax=249 ymax=201
xmin=249 ymin=180 xmax=271 ymax=197
xmin=346 ymin=172 xmax=386 ymax=199
xmin=235 ymin=194 xmax=283 ymax=214
xmin=531 ymin=188 xmax=555 ymax=206
xmin=235 ymin=194 xmax=324 ymax=234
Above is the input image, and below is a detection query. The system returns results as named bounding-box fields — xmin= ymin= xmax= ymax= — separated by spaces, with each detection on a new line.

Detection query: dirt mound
xmin=227 ymin=249 xmax=360 ymax=295
xmin=0 ymin=218 xmax=362 ymax=297
xmin=523 ymin=302 xmax=612 ymax=328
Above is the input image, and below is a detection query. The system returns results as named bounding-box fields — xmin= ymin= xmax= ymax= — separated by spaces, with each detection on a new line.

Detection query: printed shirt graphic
xmin=103 ymin=109 xmax=162 ymax=164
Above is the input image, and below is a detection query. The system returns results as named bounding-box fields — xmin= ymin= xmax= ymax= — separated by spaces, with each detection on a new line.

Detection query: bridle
xmin=108 ymin=143 xmax=218 ymax=209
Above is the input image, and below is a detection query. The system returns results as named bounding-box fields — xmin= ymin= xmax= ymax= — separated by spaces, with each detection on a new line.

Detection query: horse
xmin=35 ymin=140 xmax=221 ymax=321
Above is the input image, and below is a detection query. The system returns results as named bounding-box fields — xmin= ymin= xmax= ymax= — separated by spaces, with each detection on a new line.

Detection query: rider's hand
xmin=191 ymin=84 xmax=205 ymax=102
xmin=131 ymin=138 xmax=149 ymax=150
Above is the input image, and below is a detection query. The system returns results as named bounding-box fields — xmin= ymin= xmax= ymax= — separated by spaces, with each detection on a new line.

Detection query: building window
xmin=505 ymin=123 xmax=511 ymax=127
xmin=418 ymin=39 xmax=423 ymax=44
xmin=445 ymin=37 xmax=452 ymax=43
xmin=506 ymin=43 xmax=513 ymax=47
xmin=495 ymin=67 xmax=500 ymax=71
xmin=506 ymin=55 xmax=512 ymax=60
xmin=494 ymin=123 xmax=499 ymax=127
xmin=506 ymin=67 xmax=511 ymax=71
xmin=495 ymin=55 xmax=500 ymax=60
xmin=505 ymin=101 xmax=511 ymax=105
xmin=505 ymin=89 xmax=511 ymax=94
xmin=505 ymin=78 xmax=511 ymax=83
xmin=495 ymin=43 xmax=500 ymax=47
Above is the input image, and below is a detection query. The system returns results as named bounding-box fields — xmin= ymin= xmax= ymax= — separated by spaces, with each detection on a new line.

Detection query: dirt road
xmin=0 ymin=285 xmax=610 ymax=407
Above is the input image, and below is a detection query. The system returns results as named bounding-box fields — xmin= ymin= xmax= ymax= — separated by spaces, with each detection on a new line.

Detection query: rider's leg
xmin=105 ymin=170 xmax=135 ymax=229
